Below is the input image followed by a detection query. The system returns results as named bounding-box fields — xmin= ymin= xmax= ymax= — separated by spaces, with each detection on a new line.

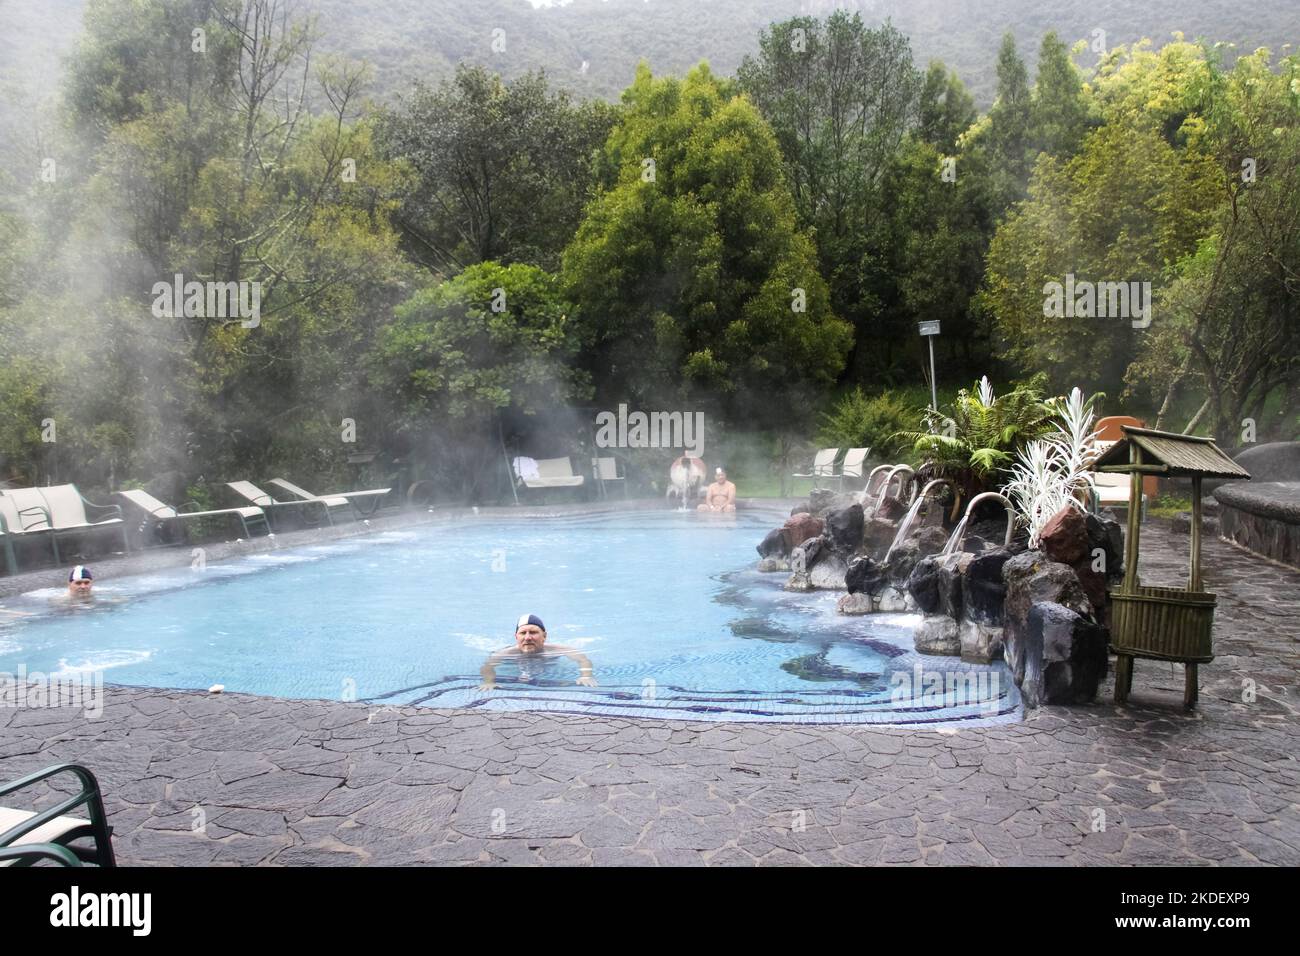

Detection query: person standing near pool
xmin=478 ymin=614 xmax=598 ymax=690
xmin=697 ymin=467 xmax=736 ymax=512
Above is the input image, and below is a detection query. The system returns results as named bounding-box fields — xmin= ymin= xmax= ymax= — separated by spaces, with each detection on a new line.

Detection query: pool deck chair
xmin=837 ymin=447 xmax=871 ymax=490
xmin=268 ymin=478 xmax=391 ymax=518
xmin=591 ymin=457 xmax=627 ymax=499
xmin=2 ymin=486 xmax=127 ymax=564
xmin=1090 ymin=440 xmax=1147 ymax=517
xmin=0 ymin=764 xmax=116 ymax=867
xmin=0 ymin=492 xmax=60 ymax=573
xmin=116 ymin=489 xmax=270 ymax=542
xmin=517 ymin=457 xmax=585 ymax=490
xmin=793 ymin=448 xmax=839 ymax=489
xmin=226 ymin=480 xmax=333 ymax=531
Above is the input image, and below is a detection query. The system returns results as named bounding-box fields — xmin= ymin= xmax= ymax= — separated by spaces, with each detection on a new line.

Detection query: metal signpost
xmin=918 ymin=320 xmax=940 ymax=411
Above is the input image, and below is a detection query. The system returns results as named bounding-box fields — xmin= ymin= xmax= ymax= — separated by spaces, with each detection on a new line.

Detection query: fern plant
xmin=892 ymin=374 xmax=1057 ymax=505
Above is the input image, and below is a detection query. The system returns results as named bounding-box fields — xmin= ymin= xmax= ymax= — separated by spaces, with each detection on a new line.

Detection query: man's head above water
xmin=514 ymin=613 xmax=547 ymax=654
xmin=67 ymin=565 xmax=94 ymax=596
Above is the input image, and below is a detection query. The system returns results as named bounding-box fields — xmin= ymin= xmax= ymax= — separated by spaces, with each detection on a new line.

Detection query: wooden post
xmin=1189 ymin=475 xmax=1202 ymax=592
xmin=1122 ymin=444 xmax=1143 ymax=593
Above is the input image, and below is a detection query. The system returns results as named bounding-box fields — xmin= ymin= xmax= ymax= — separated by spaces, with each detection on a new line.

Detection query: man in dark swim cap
xmin=478 ymin=613 xmax=597 ymax=691
xmin=67 ymin=565 xmax=94 ymax=600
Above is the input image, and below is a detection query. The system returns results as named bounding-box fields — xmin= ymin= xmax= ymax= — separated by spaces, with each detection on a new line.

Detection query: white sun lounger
xmin=837 ymin=447 xmax=871 ymax=489
xmin=226 ymin=480 xmax=336 ymax=530
xmin=116 ymin=489 xmax=270 ymax=541
xmin=516 ymin=457 xmax=584 ymax=489
xmin=1 ymin=485 xmax=127 ymax=564
xmin=1091 ymin=440 xmax=1146 ymax=516
xmin=793 ymin=448 xmax=839 ymax=488
xmin=0 ymin=492 xmax=60 ymax=572
xmin=268 ymin=478 xmax=391 ymax=517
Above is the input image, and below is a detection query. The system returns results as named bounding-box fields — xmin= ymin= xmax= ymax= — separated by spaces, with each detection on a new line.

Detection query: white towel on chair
xmin=512 ymin=457 xmax=540 ymax=480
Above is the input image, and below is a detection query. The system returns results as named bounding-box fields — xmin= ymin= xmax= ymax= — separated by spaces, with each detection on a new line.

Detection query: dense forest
xmin=0 ymin=0 xmax=1296 ymax=502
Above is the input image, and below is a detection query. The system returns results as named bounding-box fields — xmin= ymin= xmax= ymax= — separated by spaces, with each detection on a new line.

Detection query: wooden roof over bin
xmin=1093 ymin=426 xmax=1251 ymax=479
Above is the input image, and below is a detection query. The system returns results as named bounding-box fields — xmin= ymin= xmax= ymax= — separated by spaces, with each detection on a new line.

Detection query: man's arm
xmin=553 ymin=646 xmax=598 ymax=687
xmin=478 ymin=649 xmax=512 ymax=690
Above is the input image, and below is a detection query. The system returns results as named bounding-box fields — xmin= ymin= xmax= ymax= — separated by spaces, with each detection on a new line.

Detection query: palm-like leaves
xmin=893 ymin=375 xmax=1055 ymax=497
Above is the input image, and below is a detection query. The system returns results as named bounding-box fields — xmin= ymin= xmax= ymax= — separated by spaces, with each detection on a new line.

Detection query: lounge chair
xmin=590 ymin=457 xmax=627 ymax=499
xmin=793 ymin=448 xmax=839 ymax=489
xmin=836 ymin=447 xmax=871 ymax=490
xmin=1091 ymin=440 xmax=1147 ymax=517
xmin=225 ymin=481 xmax=334 ymax=531
xmin=516 ymin=457 xmax=584 ymax=489
xmin=0 ymin=764 xmax=116 ymax=867
xmin=0 ymin=492 xmax=60 ymax=573
xmin=1 ymin=486 xmax=127 ymax=564
xmin=267 ymin=478 xmax=391 ymax=518
xmin=116 ymin=489 xmax=270 ymax=543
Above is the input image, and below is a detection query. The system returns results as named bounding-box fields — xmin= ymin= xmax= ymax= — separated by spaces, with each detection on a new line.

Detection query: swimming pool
xmin=0 ymin=509 xmax=1019 ymax=725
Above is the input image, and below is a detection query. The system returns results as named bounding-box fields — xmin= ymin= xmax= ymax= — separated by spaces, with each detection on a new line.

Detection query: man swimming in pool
xmin=67 ymin=565 xmax=94 ymax=600
xmin=478 ymin=614 xmax=597 ymax=690
xmin=697 ymin=467 xmax=736 ymax=512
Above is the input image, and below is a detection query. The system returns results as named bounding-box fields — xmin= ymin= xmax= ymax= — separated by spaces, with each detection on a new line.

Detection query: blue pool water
xmin=0 ymin=509 xmax=1019 ymax=725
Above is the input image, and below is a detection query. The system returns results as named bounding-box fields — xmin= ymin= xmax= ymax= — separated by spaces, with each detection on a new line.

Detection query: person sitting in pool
xmin=696 ymin=467 xmax=736 ymax=512
xmin=67 ymin=565 xmax=94 ymax=600
xmin=478 ymin=614 xmax=597 ymax=691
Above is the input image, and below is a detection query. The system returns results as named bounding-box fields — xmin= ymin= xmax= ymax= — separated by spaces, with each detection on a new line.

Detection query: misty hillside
xmin=4 ymin=0 xmax=1296 ymax=116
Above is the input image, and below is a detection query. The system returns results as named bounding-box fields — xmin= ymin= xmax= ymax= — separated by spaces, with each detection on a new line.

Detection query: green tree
xmin=561 ymin=63 xmax=852 ymax=428
xmin=377 ymin=65 xmax=617 ymax=275
xmin=738 ymin=12 xmax=921 ymax=381
xmin=370 ymin=261 xmax=590 ymax=500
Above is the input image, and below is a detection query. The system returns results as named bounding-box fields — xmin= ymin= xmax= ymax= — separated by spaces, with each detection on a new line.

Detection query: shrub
xmin=816 ymin=389 xmax=919 ymax=460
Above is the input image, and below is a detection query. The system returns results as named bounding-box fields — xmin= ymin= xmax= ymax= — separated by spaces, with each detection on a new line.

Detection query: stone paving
xmin=1 ymin=520 xmax=1297 ymax=866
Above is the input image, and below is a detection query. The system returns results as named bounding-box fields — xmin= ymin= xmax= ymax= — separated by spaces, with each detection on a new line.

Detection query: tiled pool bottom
xmin=0 ymin=508 xmax=1019 ymax=726
xmin=363 ymin=666 xmax=1020 ymax=726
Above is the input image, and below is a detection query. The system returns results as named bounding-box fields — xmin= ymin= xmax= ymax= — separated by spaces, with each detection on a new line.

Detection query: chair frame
xmin=0 ymin=763 xmax=116 ymax=867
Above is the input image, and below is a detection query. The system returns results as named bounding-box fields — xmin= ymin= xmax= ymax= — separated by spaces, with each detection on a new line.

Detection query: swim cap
xmin=516 ymin=613 xmax=545 ymax=631
xmin=69 ymin=565 xmax=93 ymax=582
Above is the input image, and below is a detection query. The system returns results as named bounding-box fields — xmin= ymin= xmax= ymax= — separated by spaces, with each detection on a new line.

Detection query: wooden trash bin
xmin=1093 ymin=427 xmax=1250 ymax=709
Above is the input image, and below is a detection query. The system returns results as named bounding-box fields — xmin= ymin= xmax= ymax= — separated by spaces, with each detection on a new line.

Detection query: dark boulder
xmin=1085 ymin=510 xmax=1124 ymax=579
xmin=1002 ymin=551 xmax=1093 ymax=631
xmin=825 ymin=503 xmax=864 ymax=553
xmin=789 ymin=499 xmax=811 ymax=517
xmin=756 ymin=528 xmax=788 ymax=559
xmin=846 ymin=555 xmax=887 ymax=595
xmin=1014 ymin=601 xmax=1109 ymax=707
xmin=915 ymin=525 xmax=949 ymax=557
xmin=962 ymin=548 xmax=1012 ymax=626
xmin=862 ymin=515 xmax=898 ymax=557
xmin=809 ymin=489 xmax=859 ymax=516
xmin=884 ymin=538 xmax=923 ymax=584
xmin=907 ymin=555 xmax=943 ymax=614
xmin=935 ymin=552 xmax=970 ymax=620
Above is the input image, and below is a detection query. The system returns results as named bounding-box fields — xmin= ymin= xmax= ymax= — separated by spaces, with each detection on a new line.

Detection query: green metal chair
xmin=0 ymin=842 xmax=84 ymax=866
xmin=0 ymin=764 xmax=116 ymax=867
